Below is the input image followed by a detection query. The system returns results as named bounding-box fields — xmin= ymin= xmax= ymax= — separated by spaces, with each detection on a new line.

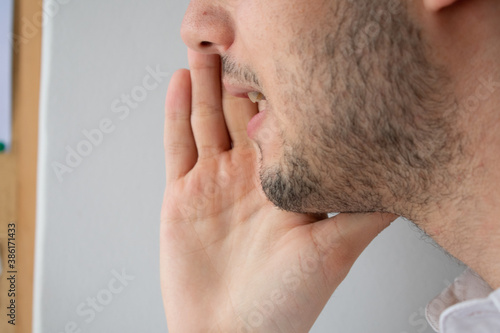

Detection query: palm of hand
xmin=160 ymin=50 xmax=395 ymax=333
xmin=161 ymin=144 xmax=335 ymax=331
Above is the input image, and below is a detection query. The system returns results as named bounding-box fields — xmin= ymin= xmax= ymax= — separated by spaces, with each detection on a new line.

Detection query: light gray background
xmin=33 ymin=0 xmax=465 ymax=332
xmin=0 ymin=0 xmax=13 ymax=151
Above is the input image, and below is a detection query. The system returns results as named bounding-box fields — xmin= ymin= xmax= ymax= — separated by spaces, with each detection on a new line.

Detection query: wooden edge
xmin=7 ymin=0 xmax=42 ymax=332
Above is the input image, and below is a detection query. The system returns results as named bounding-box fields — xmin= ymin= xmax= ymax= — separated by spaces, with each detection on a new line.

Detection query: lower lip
xmin=247 ymin=110 xmax=267 ymax=139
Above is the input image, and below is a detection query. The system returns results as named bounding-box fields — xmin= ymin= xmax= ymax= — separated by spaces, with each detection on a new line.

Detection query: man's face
xmin=182 ymin=0 xmax=465 ymax=218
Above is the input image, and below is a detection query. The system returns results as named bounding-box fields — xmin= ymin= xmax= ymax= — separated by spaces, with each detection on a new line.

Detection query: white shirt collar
xmin=425 ymin=268 xmax=497 ymax=332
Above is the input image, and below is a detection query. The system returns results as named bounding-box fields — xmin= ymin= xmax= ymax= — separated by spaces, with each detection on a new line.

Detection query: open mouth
xmin=248 ymin=91 xmax=267 ymax=112
xmin=248 ymin=91 xmax=265 ymax=103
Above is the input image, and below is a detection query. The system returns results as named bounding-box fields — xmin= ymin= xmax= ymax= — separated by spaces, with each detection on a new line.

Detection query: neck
xmin=415 ymin=70 xmax=500 ymax=289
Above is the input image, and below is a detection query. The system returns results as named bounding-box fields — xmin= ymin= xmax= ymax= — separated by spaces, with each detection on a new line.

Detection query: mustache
xmin=221 ymin=55 xmax=261 ymax=88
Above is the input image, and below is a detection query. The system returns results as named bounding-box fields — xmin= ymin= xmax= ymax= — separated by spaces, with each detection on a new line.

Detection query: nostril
xmin=200 ymin=41 xmax=212 ymax=47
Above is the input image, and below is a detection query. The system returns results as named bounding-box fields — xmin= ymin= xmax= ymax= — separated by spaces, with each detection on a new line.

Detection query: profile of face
xmin=181 ymin=0 xmax=466 ymax=219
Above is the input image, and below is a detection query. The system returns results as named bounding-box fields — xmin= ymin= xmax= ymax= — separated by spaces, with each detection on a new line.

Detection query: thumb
xmin=306 ymin=213 xmax=398 ymax=283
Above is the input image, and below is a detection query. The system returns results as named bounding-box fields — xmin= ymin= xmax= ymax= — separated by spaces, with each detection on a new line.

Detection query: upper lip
xmin=223 ymin=81 xmax=261 ymax=99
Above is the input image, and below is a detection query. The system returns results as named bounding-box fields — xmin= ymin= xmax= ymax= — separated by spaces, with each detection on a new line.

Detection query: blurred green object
xmin=0 ymin=142 xmax=6 ymax=152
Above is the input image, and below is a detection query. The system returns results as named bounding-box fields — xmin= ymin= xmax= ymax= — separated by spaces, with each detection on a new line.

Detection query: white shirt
xmin=425 ymin=268 xmax=500 ymax=332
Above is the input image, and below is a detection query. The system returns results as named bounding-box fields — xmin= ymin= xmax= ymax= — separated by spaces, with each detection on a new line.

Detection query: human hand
xmin=160 ymin=49 xmax=397 ymax=333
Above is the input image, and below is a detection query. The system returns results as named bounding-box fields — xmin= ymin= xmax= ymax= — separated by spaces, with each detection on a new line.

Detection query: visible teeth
xmin=248 ymin=92 xmax=265 ymax=104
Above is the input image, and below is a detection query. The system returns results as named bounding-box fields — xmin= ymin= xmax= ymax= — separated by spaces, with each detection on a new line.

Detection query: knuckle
xmin=165 ymin=106 xmax=190 ymax=122
xmin=164 ymin=141 xmax=191 ymax=155
xmin=192 ymin=101 xmax=221 ymax=118
xmin=197 ymin=145 xmax=225 ymax=159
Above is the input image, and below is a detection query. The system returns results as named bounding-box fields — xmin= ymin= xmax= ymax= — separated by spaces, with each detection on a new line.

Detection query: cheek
xmin=235 ymin=2 xmax=274 ymax=45
xmin=234 ymin=1 xmax=294 ymax=80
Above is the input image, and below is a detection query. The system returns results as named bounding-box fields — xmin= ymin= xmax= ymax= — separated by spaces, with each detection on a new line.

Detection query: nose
xmin=181 ymin=1 xmax=235 ymax=54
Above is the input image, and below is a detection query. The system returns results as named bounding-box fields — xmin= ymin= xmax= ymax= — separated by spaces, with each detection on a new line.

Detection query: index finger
xmin=189 ymin=50 xmax=231 ymax=158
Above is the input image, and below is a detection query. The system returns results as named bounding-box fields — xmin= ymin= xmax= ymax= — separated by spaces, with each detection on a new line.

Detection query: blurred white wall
xmin=33 ymin=0 xmax=465 ymax=332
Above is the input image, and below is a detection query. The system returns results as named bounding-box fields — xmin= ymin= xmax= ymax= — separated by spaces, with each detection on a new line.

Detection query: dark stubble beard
xmin=259 ymin=1 xmax=468 ymax=222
